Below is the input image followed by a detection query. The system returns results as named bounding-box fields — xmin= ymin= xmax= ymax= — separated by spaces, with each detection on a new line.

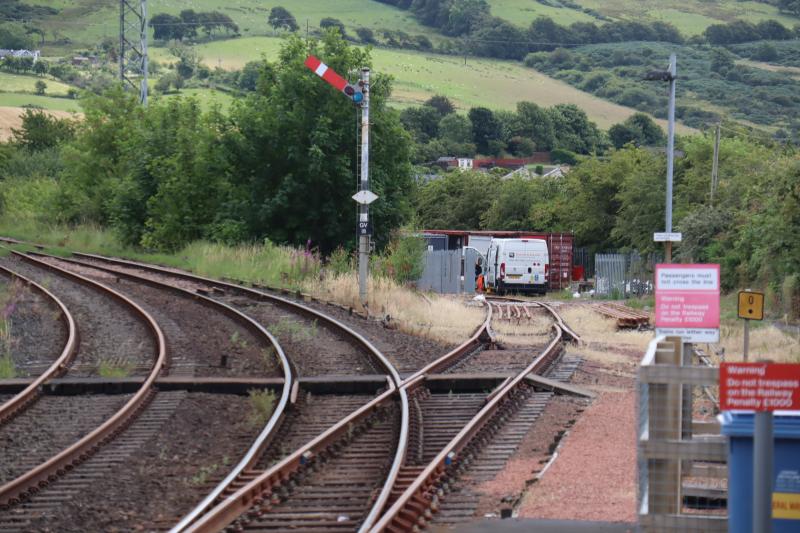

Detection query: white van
xmin=484 ymin=238 xmax=549 ymax=295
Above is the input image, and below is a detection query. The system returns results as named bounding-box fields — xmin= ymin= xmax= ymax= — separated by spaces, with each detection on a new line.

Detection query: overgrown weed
xmin=247 ymin=388 xmax=276 ymax=428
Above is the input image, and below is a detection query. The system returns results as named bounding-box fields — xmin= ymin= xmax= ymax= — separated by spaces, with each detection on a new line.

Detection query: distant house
xmin=0 ymin=49 xmax=40 ymax=62
xmin=501 ymin=164 xmax=571 ymax=180
xmin=457 ymin=158 xmax=473 ymax=171
xmin=434 ymin=156 xmax=458 ymax=170
xmin=71 ymin=55 xmax=99 ymax=66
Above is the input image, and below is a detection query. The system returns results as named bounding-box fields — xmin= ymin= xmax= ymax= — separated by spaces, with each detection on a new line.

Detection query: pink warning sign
xmin=655 ymin=264 xmax=720 ymax=343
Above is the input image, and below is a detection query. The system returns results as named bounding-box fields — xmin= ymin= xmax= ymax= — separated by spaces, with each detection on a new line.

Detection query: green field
xmin=157 ymin=88 xmax=235 ymax=111
xmin=25 ymin=0 xmax=432 ymax=51
xmin=20 ymin=0 xmax=800 ymax=54
xmin=578 ymin=0 xmax=799 ymax=34
xmin=0 ymin=93 xmax=81 ymax=112
xmin=0 ymin=72 xmax=73 ymax=96
xmin=489 ymin=0 xmax=800 ymax=34
xmin=154 ymin=36 xmax=696 ymax=132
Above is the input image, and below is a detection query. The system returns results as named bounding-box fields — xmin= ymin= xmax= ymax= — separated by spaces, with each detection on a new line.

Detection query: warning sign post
xmin=720 ymin=363 xmax=800 ymax=411
xmin=655 ymin=263 xmax=720 ymax=343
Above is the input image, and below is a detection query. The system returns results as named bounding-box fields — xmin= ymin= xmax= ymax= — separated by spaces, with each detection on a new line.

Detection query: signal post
xmin=304 ymin=56 xmax=376 ymax=308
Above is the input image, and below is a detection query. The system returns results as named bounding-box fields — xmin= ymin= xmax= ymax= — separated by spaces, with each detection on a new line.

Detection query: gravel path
xmin=517 ymin=390 xmax=637 ymax=523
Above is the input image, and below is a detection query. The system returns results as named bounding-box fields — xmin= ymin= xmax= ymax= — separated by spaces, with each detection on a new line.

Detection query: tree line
xmin=373 ymin=0 xmax=800 ymax=60
xmin=0 ymin=34 xmax=412 ymax=254
xmin=414 ymin=133 xmax=800 ymax=296
xmin=401 ymin=98 xmax=609 ymax=162
xmin=149 ymin=10 xmax=239 ymax=41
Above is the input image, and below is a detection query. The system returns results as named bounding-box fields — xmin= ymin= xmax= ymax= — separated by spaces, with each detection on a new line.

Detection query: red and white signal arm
xmin=304 ymin=55 xmax=363 ymax=103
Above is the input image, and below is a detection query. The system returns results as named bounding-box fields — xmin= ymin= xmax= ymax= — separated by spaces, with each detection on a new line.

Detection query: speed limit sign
xmin=737 ymin=290 xmax=764 ymax=321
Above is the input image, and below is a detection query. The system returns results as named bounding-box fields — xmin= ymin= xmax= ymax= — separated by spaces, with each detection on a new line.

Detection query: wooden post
xmin=648 ymin=337 xmax=683 ymax=514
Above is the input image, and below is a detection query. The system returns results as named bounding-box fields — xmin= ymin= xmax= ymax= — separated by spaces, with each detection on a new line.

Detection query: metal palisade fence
xmin=595 ymin=251 xmax=660 ymax=298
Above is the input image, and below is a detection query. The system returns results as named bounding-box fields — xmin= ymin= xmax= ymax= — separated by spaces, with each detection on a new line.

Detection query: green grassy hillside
xmin=488 ymin=0 xmax=799 ymax=35
xmin=155 ymin=36 xmax=696 ymax=132
xmin=0 ymin=72 xmax=73 ymax=96
xmin=19 ymin=0 xmax=800 ymax=53
xmin=22 ymin=0 xmax=432 ymax=51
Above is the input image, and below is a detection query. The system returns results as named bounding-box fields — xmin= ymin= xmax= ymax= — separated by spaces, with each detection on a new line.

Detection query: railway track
xmin=179 ymin=291 xmax=581 ymax=532
xmin=0 ymin=251 xmax=167 ymax=531
xmin=0 ymin=241 xmax=586 ymax=532
xmin=0 ymin=264 xmax=76 ymax=425
xmin=13 ymin=250 xmax=412 ymax=532
xmin=367 ymin=297 xmax=582 ymax=532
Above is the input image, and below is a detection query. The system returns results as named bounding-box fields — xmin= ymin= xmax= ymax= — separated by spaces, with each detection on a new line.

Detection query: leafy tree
xmin=149 ymin=13 xmax=182 ymax=41
xmin=401 ymin=105 xmax=441 ymax=143
xmin=710 ymin=48 xmax=735 ymax=73
xmin=424 ymin=95 xmax=455 ymax=116
xmin=445 ymin=0 xmax=490 ymax=36
xmin=438 ymin=113 xmax=471 ymax=144
xmin=507 ymin=136 xmax=536 ymax=156
xmin=416 ymin=171 xmax=499 ymax=229
xmin=611 ymin=148 xmax=666 ymax=252
xmin=34 ymin=80 xmax=46 ymax=95
xmin=512 ymin=101 xmax=555 ymax=151
xmin=414 ymin=35 xmax=433 ymax=50
xmin=0 ymin=22 xmax=35 ymax=49
xmin=779 ymin=0 xmax=800 ymax=16
xmin=481 ymin=176 xmax=564 ymax=231
xmin=320 ymin=18 xmax=346 ymax=36
xmin=609 ymin=113 xmax=664 ymax=148
xmin=469 ymin=18 xmax=527 ymax=60
xmin=356 ymin=27 xmax=376 ymax=43
xmin=268 ymin=7 xmax=299 ymax=32
xmin=753 ymin=42 xmax=779 ymax=62
xmin=468 ymin=107 xmax=502 ymax=155
xmin=548 ymin=104 xmax=604 ymax=154
xmin=179 ymin=10 xmax=199 ymax=40
xmin=550 ymin=148 xmax=577 ymax=165
xmin=238 ymin=61 xmax=263 ymax=91
xmin=223 ymin=33 xmax=413 ymax=252
xmin=32 ymin=60 xmax=47 ymax=76
xmin=11 ymin=108 xmax=75 ymax=151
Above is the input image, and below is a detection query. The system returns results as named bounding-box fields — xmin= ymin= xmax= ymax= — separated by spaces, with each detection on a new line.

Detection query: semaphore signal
xmin=303 ymin=55 xmax=364 ymax=104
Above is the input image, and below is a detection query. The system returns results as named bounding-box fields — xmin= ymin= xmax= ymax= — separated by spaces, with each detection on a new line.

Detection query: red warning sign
xmin=720 ymin=362 xmax=800 ymax=411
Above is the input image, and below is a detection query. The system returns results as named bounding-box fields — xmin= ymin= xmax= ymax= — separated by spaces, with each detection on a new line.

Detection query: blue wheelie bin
xmin=720 ymin=412 xmax=800 ymax=533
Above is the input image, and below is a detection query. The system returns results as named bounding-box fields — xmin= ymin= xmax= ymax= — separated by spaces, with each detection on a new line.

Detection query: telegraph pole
xmin=710 ymin=123 xmax=721 ymax=206
xmin=357 ymin=68 xmax=370 ymax=306
xmin=665 ymin=53 xmax=676 ymax=263
xmin=647 ymin=54 xmax=679 ymax=262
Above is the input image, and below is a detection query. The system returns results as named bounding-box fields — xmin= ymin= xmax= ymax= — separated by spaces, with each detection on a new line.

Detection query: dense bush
xmin=0 ymin=34 xmax=413 ymax=253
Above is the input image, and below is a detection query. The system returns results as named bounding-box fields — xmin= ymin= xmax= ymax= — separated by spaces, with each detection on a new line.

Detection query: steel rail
xmin=46 ymin=251 xmax=409 ymax=533
xmin=72 ymin=250 xmax=500 ymax=532
xmin=20 ymin=252 xmax=300 ymax=531
xmin=0 ymin=265 xmax=79 ymax=426
xmin=27 ymin=249 xmax=507 ymax=532
xmin=0 ymin=251 xmax=167 ymax=508
xmin=368 ymin=304 xmax=576 ymax=532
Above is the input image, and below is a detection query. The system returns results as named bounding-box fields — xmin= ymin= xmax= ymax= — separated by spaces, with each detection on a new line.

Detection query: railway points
xmin=0 ymin=242 xmax=632 ymax=533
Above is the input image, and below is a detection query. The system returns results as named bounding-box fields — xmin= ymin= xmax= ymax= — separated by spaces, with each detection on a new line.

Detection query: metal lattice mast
xmin=119 ymin=0 xmax=148 ymax=105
